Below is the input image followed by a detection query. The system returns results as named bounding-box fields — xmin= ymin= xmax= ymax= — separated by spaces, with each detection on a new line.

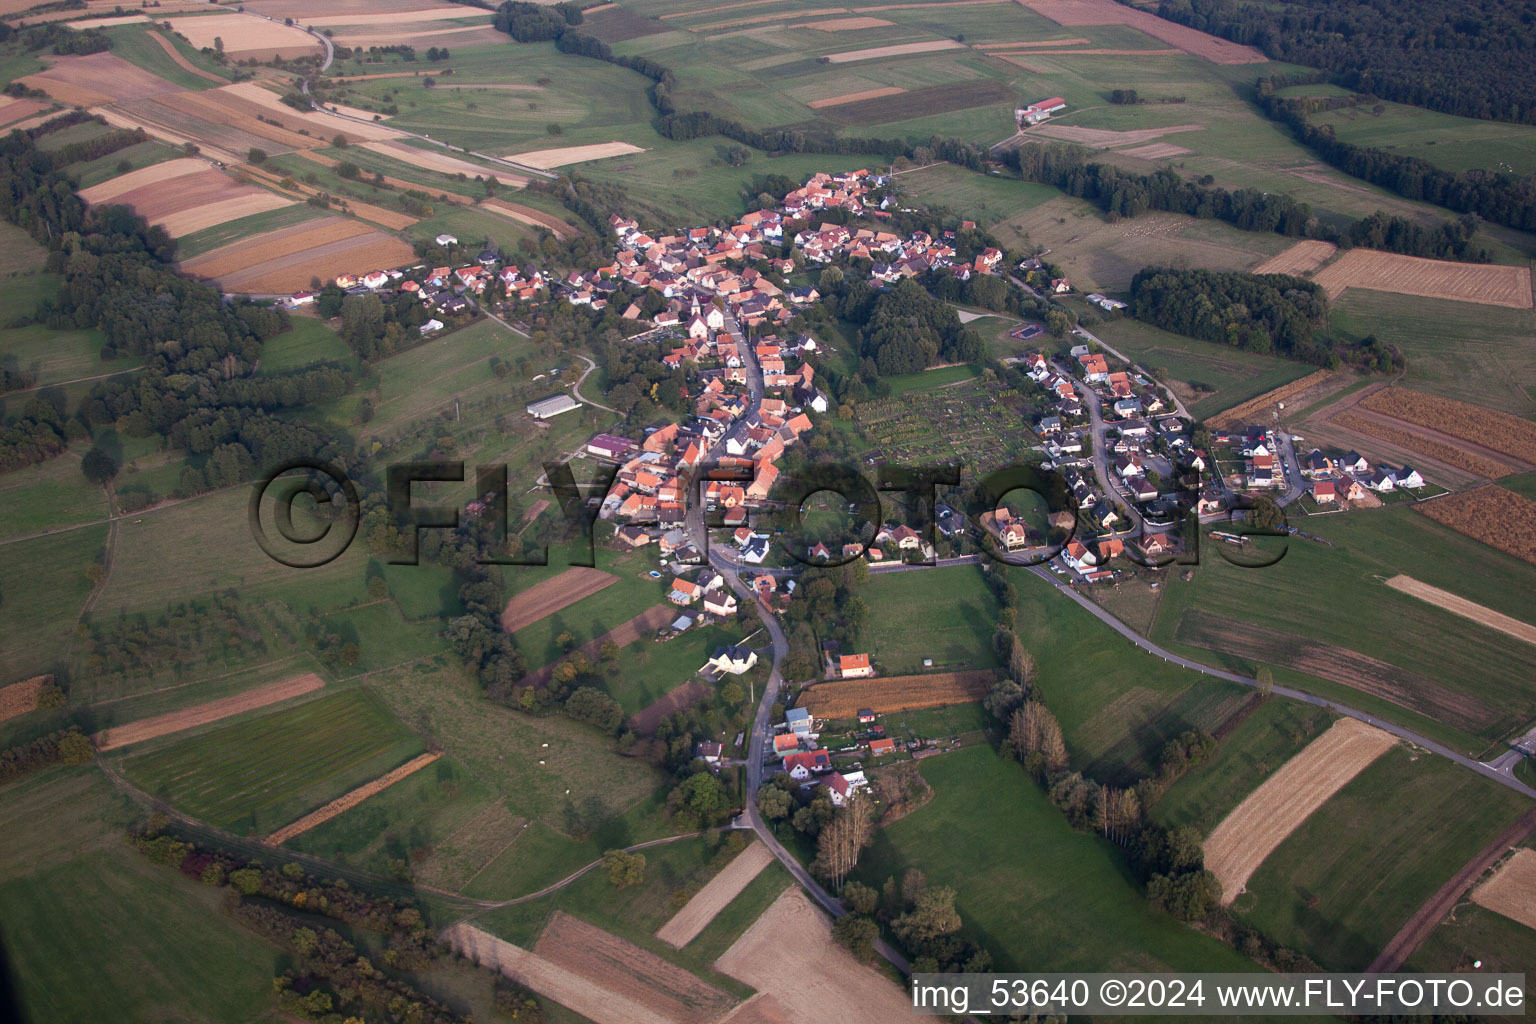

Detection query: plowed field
xmin=500 ymin=568 xmax=618 ymax=633
xmin=799 ymin=669 xmax=995 ymax=718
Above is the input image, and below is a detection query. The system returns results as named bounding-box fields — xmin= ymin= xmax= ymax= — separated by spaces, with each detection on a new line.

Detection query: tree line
xmin=1254 ymin=72 xmax=1536 ymax=233
xmin=1156 ymin=0 xmax=1536 ymax=125
xmin=1003 ymin=140 xmax=1487 ymax=262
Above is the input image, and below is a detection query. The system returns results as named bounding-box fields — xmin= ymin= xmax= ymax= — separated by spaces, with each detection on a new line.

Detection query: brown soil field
xmin=1312 ymin=249 xmax=1534 ymax=309
xmin=20 ymin=52 xmax=180 ymax=103
xmin=145 ymin=30 xmax=228 ymax=83
xmin=583 ymin=6 xmax=672 ymax=43
xmin=362 ymin=138 xmax=512 ymax=178
xmin=655 ymin=843 xmax=775 ymax=949
xmin=0 ymin=97 xmax=50 ymax=127
xmin=694 ymin=9 xmax=846 ymax=31
xmin=78 ymin=156 xmax=207 ymax=202
xmin=806 ymin=86 xmax=906 ymax=109
xmin=1175 ymin=609 xmax=1500 ymax=733
xmin=1385 ymin=575 xmax=1536 ymax=647
xmin=819 ymin=80 xmax=1012 ymax=125
xmin=523 ymin=605 xmax=674 ymax=690
xmin=788 ymin=16 xmax=893 ymax=29
xmin=1207 ymin=368 xmax=1333 ymax=428
xmin=244 ymin=0 xmax=453 ymax=16
xmin=112 ymin=96 xmax=295 ymax=163
xmin=1417 ymin=485 xmax=1536 ymax=567
xmin=536 ymin=912 xmax=735 ymax=1021
xmin=158 ymin=191 xmax=295 ymax=237
xmin=222 ymin=82 xmax=402 ymax=142
xmin=306 ymin=8 xmax=497 ymax=26
xmin=112 ymin=167 xmax=257 ymax=216
xmin=1001 ymin=46 xmax=1181 ymax=55
xmin=154 ymin=89 xmax=319 ymax=150
xmin=1362 ymin=387 xmax=1536 ymax=466
xmin=501 ymin=568 xmax=618 ymax=634
xmin=715 ymin=886 xmax=925 ymax=1022
xmin=264 ymin=752 xmax=442 ymax=845
xmin=1027 ymin=122 xmax=1203 ymax=149
xmin=444 ymin=923 xmax=682 ymax=1024
xmin=506 ymin=141 xmax=646 ymax=169
xmin=1332 ymin=410 xmax=1513 ymax=479
xmin=481 ymin=199 xmax=577 ymax=239
xmin=975 ymin=37 xmax=1091 ymax=47
xmin=629 ymin=680 xmax=713 ymax=736
xmin=1020 ymin=0 xmax=1266 ymax=63
xmin=855 ymin=0 xmax=1012 ymax=8
xmin=1471 ymin=848 xmax=1536 ymax=930
xmin=1251 ymin=239 xmax=1338 ymax=276
xmin=1117 ymin=141 xmax=1191 ymax=160
xmin=799 ymin=669 xmax=996 ymax=718
xmin=182 ymin=216 xmax=370 ymax=278
xmin=220 ymin=233 xmax=414 ymax=293
xmin=93 ymin=673 xmax=324 ymax=751
xmin=167 ymin=13 xmax=319 ymax=58
xmin=0 ymin=675 xmax=50 ymax=724
xmin=1204 ymin=718 xmax=1396 ymax=903
xmin=824 ymin=38 xmax=966 ymax=61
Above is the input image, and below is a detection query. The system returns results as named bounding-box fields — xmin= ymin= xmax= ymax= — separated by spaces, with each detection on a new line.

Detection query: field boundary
xmin=500 ymin=568 xmax=619 ymax=634
xmin=92 ymin=673 xmax=325 ymax=751
xmin=1384 ymin=576 xmax=1536 ymax=647
xmin=655 ymin=841 xmax=774 ymax=948
xmin=263 ymin=751 xmax=443 ymax=846
xmin=522 ymin=604 xmax=673 ymax=690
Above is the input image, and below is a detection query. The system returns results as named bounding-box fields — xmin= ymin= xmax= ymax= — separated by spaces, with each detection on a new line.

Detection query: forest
xmin=1157 ymin=0 xmax=1536 ymax=124
xmin=1254 ymin=73 xmax=1536 ymax=233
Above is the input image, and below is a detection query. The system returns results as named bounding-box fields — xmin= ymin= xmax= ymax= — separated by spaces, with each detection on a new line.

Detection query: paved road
xmin=1060 ymin=362 xmax=1146 ymax=533
xmin=570 ymin=353 xmax=618 ymax=413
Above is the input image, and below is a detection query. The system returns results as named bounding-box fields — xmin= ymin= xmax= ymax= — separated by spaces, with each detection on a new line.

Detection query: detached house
xmin=839 ymin=653 xmax=873 ymax=679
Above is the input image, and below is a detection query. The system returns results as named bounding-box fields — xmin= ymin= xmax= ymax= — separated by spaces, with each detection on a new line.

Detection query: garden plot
xmin=856 ymin=377 xmax=1039 ymax=472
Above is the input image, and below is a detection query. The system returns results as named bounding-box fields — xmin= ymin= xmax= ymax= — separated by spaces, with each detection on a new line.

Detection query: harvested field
xmin=243 ymin=0 xmax=454 ymax=15
xmin=145 ymin=30 xmax=228 ymax=83
xmin=361 ymin=139 xmax=515 ymax=179
xmin=788 ymin=16 xmax=893 ymax=29
xmin=0 ymin=675 xmax=49 ymax=724
xmin=806 ymin=86 xmax=906 ymax=109
xmin=1416 ymin=485 xmax=1536 ymax=567
xmin=501 ymin=568 xmax=618 ymax=634
xmin=523 ymin=605 xmax=673 ymax=690
xmin=1385 ymin=575 xmax=1536 ymax=648
xmin=331 ymin=25 xmax=508 ymax=48
xmin=152 ymin=89 xmax=319 ymax=150
xmin=819 ymin=80 xmax=1012 ymax=125
xmin=1207 ymin=369 xmax=1333 ymax=428
xmin=1019 ymin=0 xmax=1265 ymax=64
xmin=166 ymin=13 xmax=319 ymax=59
xmin=655 ymin=843 xmax=775 ymax=949
xmin=824 ymin=39 xmax=966 ymax=62
xmin=535 ymin=912 xmax=735 ymax=1021
xmin=1362 ymin=388 xmax=1536 ymax=466
xmin=78 ymin=156 xmax=207 ymax=202
xmin=1312 ymin=249 xmax=1534 ymax=309
xmin=294 ymin=150 xmax=477 ymax=202
xmin=101 ymin=166 xmax=293 ymax=236
xmin=506 ymin=141 xmax=646 ymax=169
xmin=1174 ymin=609 xmax=1499 ymax=733
xmin=661 ymin=0 xmax=784 ymax=17
xmin=0 ymin=97 xmax=50 ymax=127
xmin=628 ymin=680 xmax=712 ymax=736
xmin=1331 ymin=411 xmax=1512 ymax=479
xmin=1252 ymin=239 xmax=1338 ymax=277
xmin=93 ymin=673 xmax=324 ymax=752
xmin=1204 ymin=718 xmax=1396 ymax=903
xmin=263 ymin=752 xmax=443 ymax=845
xmin=716 ymin=887 xmax=924 ymax=1022
xmin=221 ymin=82 xmax=402 ymax=142
xmin=445 ymin=923 xmax=679 ymax=1024
xmin=855 ymin=0 xmax=1012 ymax=8
xmin=181 ymin=216 xmax=369 ymax=278
xmin=694 ymin=9 xmax=844 ymax=31
xmin=157 ymin=191 xmax=294 ymax=236
xmin=184 ymin=217 xmax=413 ymax=293
xmin=582 ymin=5 xmax=671 ymax=43
xmin=1471 ymin=848 xmax=1536 ymax=930
xmin=975 ymin=37 xmax=1091 ymax=47
xmin=1117 ymin=142 xmax=1190 ymax=160
xmin=799 ymin=669 xmax=996 ymax=719
xmin=306 ymin=8 xmax=499 ymax=26
xmin=91 ymin=105 xmax=241 ymax=165
xmin=19 ymin=52 xmax=180 ymax=103
xmin=72 ymin=14 xmax=150 ymax=28
xmin=1026 ymin=122 xmax=1203 ymax=149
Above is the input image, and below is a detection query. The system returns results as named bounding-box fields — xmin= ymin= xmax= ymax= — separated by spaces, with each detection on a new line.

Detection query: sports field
xmin=117 ymin=688 xmax=424 ymax=835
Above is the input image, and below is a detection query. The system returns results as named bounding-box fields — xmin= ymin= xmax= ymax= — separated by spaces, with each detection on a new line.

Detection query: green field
xmin=0 ymin=769 xmax=283 ymax=1023
xmin=895 ymin=163 xmax=1060 ymax=224
xmin=1408 ymin=898 xmax=1536 ymax=1012
xmin=1237 ymin=745 xmax=1532 ymax=970
xmin=1307 ymin=98 xmax=1536 ymax=177
xmin=0 ymin=523 xmax=109 ymax=679
xmin=1151 ymin=700 xmax=1335 ymax=833
xmin=854 ymin=744 xmax=1257 ymax=971
xmin=104 ymin=24 xmax=230 ymax=92
xmin=0 ymin=450 xmax=108 ymax=541
xmin=1330 ymin=289 xmax=1536 ymax=418
xmin=603 ymin=622 xmax=743 ymax=717
xmin=259 ymin=315 xmax=354 ymax=373
xmin=861 ymin=564 xmax=1002 ymax=675
xmin=1151 ymin=508 xmax=1536 ymax=754
xmin=119 ymin=687 xmax=424 ymax=835
xmin=1087 ymin=315 xmax=1315 ymax=420
xmin=508 ymin=547 xmax=669 ymax=670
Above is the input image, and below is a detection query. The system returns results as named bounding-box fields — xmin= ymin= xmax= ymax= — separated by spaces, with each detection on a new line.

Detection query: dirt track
xmin=264 ymin=751 xmax=442 ymax=846
xmin=656 ymin=842 xmax=775 ymax=948
xmin=1205 ymin=718 xmax=1397 ymax=904
xmin=1385 ymin=576 xmax=1536 ymax=647
xmin=522 ymin=604 xmax=673 ymax=690
xmin=715 ymin=886 xmax=925 ymax=1022
xmin=500 ymin=568 xmax=618 ymax=634
xmin=93 ymin=673 xmax=324 ymax=751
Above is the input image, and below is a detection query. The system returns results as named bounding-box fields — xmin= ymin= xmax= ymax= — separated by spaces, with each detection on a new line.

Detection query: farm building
xmin=1021 ymin=97 xmax=1067 ymax=124
xmin=526 ymin=394 xmax=582 ymax=419
xmin=586 ymin=433 xmax=634 ymax=460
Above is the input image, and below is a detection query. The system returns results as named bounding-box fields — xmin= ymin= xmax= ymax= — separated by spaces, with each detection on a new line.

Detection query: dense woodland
xmin=1254 ymin=72 xmax=1536 ymax=233
xmin=1005 ymin=141 xmax=1487 ymax=261
xmin=1159 ymin=0 xmax=1536 ymax=125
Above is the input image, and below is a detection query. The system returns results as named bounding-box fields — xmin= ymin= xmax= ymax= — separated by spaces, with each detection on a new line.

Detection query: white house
xmin=1396 ymin=466 xmax=1425 ymax=489
xmin=419 ymin=318 xmax=444 ymax=336
xmin=434 ymin=233 xmax=458 ymax=246
xmin=705 ymin=645 xmax=757 ymax=675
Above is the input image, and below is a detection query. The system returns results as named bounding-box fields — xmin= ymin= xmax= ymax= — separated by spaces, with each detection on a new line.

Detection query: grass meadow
xmin=1236 ymin=745 xmax=1532 ymax=970
xmin=861 ymin=564 xmax=1002 ymax=675
xmin=118 ymin=687 xmax=424 ymax=835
